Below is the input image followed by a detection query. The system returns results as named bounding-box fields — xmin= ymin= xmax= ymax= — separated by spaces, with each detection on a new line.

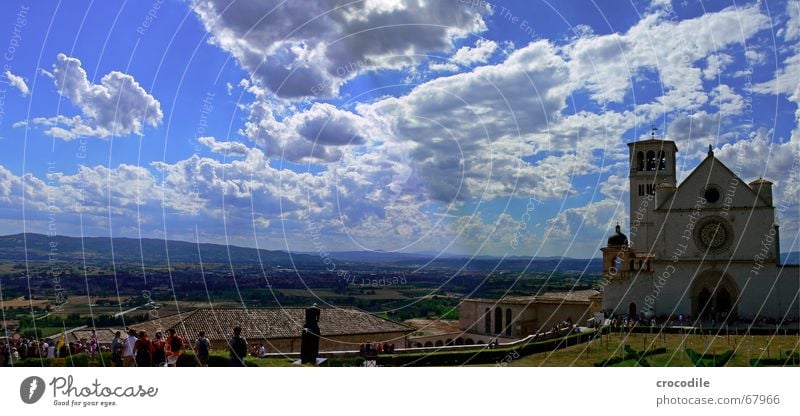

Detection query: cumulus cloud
xmin=241 ymin=102 xmax=380 ymax=163
xmin=199 ymin=136 xmax=250 ymax=157
xmin=450 ymin=39 xmax=498 ymax=66
xmin=3 ymin=70 xmax=29 ymax=96
xmin=27 ymin=53 xmax=163 ymax=140
xmin=566 ymin=3 xmax=769 ymax=109
xmin=368 ymin=40 xmax=575 ymax=202
xmin=545 ymin=198 xmax=627 ymax=255
xmin=666 ymin=111 xmax=724 ymax=156
xmin=703 ymin=53 xmax=734 ymax=80
xmin=192 ymin=0 xmax=487 ymax=99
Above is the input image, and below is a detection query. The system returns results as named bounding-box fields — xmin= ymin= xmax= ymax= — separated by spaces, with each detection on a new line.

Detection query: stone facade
xmin=459 ymin=290 xmax=601 ymax=338
xmin=602 ymin=139 xmax=800 ymax=322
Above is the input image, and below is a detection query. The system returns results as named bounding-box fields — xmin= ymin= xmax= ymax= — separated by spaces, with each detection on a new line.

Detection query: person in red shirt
xmin=165 ymin=328 xmax=184 ymax=367
xmin=134 ymin=331 xmax=153 ymax=367
xmin=151 ymin=331 xmax=167 ymax=366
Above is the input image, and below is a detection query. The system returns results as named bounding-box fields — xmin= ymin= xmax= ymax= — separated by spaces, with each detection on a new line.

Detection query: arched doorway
xmin=505 ymin=308 xmax=512 ymax=336
xmin=698 ymin=288 xmax=712 ymax=320
xmin=628 ymin=302 xmax=637 ymax=318
xmin=716 ymin=288 xmax=733 ymax=318
xmin=494 ymin=308 xmax=503 ymax=335
xmin=691 ymin=271 xmax=738 ymax=321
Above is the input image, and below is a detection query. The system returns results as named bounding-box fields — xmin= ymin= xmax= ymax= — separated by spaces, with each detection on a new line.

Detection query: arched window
xmin=658 ymin=151 xmax=666 ymax=170
xmin=505 ymin=308 xmax=512 ymax=336
xmin=484 ymin=308 xmax=491 ymax=333
xmin=424 ymin=341 xmax=433 ymax=348
xmin=609 ymin=256 xmax=620 ymax=275
xmin=435 ymin=340 xmax=444 ymax=347
xmin=646 ymin=151 xmax=656 ymax=171
xmin=636 ymin=151 xmax=645 ymax=171
xmin=494 ymin=308 xmax=503 ymax=335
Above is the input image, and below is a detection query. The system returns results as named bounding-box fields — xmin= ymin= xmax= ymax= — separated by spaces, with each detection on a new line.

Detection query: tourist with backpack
xmin=165 ymin=328 xmax=184 ymax=367
xmin=228 ymin=326 xmax=248 ymax=367
xmin=195 ymin=331 xmax=211 ymax=367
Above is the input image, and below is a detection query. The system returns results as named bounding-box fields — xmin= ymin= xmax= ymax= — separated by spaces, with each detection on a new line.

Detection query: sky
xmin=0 ymin=0 xmax=797 ymax=259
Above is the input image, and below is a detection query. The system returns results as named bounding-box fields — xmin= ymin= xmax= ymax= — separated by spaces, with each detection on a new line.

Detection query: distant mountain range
xmin=310 ymin=250 xmax=591 ymax=263
xmin=2 ymin=233 xmax=794 ymax=271
xmin=0 ymin=233 xmax=317 ymax=266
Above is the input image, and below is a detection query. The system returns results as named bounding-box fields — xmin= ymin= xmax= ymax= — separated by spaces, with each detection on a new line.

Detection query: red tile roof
xmin=128 ymin=307 xmax=412 ymax=342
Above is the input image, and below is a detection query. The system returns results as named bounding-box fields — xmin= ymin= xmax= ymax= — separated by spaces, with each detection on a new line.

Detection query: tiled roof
xmin=501 ymin=289 xmax=600 ymax=304
xmin=403 ymin=319 xmax=461 ymax=336
xmin=464 ymin=289 xmax=601 ymax=306
xmin=128 ymin=307 xmax=412 ymax=342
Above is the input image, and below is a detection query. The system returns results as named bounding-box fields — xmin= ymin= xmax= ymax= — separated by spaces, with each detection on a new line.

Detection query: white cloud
xmin=710 ymin=84 xmax=744 ymax=116
xmin=240 ymin=101 xmax=381 ymax=163
xmin=198 ymin=136 xmax=250 ymax=157
xmin=3 ymin=70 xmax=29 ymax=96
xmin=566 ymin=4 xmax=769 ymax=108
xmin=666 ymin=111 xmax=724 ymax=156
xmin=703 ymin=53 xmax=734 ymax=80
xmin=545 ymin=197 xmax=627 ymax=256
xmin=27 ymin=54 xmax=163 ymax=140
xmin=192 ymin=0 xmax=487 ymax=99
xmin=450 ymin=39 xmax=498 ymax=66
xmin=428 ymin=62 xmax=460 ymax=73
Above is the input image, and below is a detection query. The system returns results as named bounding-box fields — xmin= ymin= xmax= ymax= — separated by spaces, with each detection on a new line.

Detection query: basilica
xmin=602 ymin=137 xmax=799 ymax=323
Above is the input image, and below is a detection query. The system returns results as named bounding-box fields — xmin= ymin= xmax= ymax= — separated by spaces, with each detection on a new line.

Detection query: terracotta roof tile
xmin=128 ymin=307 xmax=412 ymax=342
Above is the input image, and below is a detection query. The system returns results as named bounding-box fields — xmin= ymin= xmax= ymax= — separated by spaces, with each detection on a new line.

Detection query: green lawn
xmin=485 ymin=331 xmax=800 ymax=367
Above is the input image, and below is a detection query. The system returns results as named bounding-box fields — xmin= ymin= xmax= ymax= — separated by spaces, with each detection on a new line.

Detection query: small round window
xmin=704 ymin=187 xmax=720 ymax=203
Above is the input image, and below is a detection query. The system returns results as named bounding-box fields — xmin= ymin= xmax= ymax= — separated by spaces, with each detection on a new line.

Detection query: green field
xmin=277 ymin=288 xmax=410 ymax=300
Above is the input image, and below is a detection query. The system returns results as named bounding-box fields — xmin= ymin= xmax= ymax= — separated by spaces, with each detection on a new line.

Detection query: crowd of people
xmin=0 ymin=329 xmax=101 ymax=366
xmin=0 ymin=326 xmax=252 ymax=367
xmin=358 ymin=341 xmax=396 ymax=357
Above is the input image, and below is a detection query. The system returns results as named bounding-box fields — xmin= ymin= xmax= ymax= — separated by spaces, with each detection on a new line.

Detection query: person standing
xmin=88 ymin=330 xmax=98 ymax=358
xmin=134 ymin=331 xmax=153 ymax=367
xmin=194 ymin=331 xmax=210 ymax=367
xmin=111 ymin=331 xmax=123 ymax=367
xmin=165 ymin=328 xmax=184 ymax=367
xmin=122 ymin=329 xmax=138 ymax=367
xmin=151 ymin=332 xmax=166 ymax=366
xmin=228 ymin=326 xmax=248 ymax=367
xmin=46 ymin=340 xmax=56 ymax=359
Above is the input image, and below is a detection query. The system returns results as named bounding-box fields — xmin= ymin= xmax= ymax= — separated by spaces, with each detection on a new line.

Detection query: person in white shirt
xmin=123 ymin=329 xmax=138 ymax=367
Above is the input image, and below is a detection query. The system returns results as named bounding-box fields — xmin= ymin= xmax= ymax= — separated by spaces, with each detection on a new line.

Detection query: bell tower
xmin=627 ymin=129 xmax=678 ymax=251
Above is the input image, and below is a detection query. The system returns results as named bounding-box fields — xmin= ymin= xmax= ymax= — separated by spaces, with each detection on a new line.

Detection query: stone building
xmin=458 ymin=289 xmax=601 ymax=339
xmin=602 ymin=136 xmax=799 ymax=322
xmin=128 ymin=307 xmax=413 ymax=353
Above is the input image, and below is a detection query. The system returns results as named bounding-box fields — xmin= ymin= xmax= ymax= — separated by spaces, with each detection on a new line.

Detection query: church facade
xmin=602 ymin=138 xmax=799 ymax=323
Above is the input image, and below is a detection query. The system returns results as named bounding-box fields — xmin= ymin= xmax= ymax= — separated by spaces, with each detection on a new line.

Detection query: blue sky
xmin=0 ymin=0 xmax=798 ymax=258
